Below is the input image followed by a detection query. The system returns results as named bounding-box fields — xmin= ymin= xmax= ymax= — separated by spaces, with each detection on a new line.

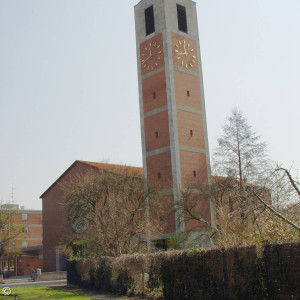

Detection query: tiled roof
xmin=77 ymin=160 xmax=143 ymax=175
xmin=40 ymin=160 xmax=143 ymax=198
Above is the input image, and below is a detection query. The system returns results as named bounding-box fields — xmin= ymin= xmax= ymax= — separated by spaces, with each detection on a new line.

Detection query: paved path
xmin=1 ymin=280 xmax=67 ymax=288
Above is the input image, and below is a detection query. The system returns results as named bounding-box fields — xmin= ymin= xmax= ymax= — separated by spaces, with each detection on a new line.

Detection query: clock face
xmin=174 ymin=39 xmax=197 ymax=69
xmin=72 ymin=216 xmax=89 ymax=234
xmin=141 ymin=41 xmax=162 ymax=72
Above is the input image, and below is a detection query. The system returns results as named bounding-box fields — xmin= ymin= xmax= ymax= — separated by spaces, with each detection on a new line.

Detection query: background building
xmin=0 ymin=204 xmax=43 ymax=276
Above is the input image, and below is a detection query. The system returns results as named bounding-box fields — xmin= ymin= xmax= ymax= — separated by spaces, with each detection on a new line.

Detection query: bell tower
xmin=135 ymin=0 xmax=215 ymax=239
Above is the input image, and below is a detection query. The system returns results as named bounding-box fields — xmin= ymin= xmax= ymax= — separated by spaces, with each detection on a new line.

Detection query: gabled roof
xmin=40 ymin=160 xmax=143 ymax=199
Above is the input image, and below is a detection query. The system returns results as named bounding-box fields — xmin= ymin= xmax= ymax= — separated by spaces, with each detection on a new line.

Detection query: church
xmin=41 ymin=0 xmax=215 ymax=272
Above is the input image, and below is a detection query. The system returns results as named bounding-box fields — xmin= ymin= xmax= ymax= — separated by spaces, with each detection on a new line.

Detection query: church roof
xmin=40 ymin=160 xmax=143 ymax=199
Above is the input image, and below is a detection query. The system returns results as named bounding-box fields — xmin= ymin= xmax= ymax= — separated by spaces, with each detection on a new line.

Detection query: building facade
xmin=0 ymin=204 xmax=43 ymax=276
xmin=40 ymin=160 xmax=143 ymax=272
xmin=134 ymin=0 xmax=215 ymax=237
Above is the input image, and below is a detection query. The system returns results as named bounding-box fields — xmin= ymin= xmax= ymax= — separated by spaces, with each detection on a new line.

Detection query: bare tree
xmin=62 ymin=167 xmax=163 ymax=258
xmin=179 ymin=109 xmax=299 ymax=247
xmin=213 ymin=109 xmax=269 ymax=185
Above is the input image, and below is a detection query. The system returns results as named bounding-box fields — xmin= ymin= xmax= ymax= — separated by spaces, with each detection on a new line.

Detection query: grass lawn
xmin=8 ymin=286 xmax=91 ymax=299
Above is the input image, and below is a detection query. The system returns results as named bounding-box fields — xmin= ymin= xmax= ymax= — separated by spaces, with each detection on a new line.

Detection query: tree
xmin=0 ymin=205 xmax=24 ymax=257
xmin=62 ymin=166 xmax=163 ymax=258
xmin=213 ymin=109 xmax=269 ymax=185
xmin=179 ymin=109 xmax=299 ymax=247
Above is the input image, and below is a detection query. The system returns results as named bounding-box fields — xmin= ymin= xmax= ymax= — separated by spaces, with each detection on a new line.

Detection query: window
xmin=160 ymin=216 xmax=165 ymax=222
xmin=158 ymin=172 xmax=161 ymax=179
xmin=145 ymin=6 xmax=155 ymax=36
xmin=0 ymin=261 xmax=2 ymax=271
xmin=155 ymin=131 xmax=159 ymax=139
xmin=3 ymin=261 xmax=8 ymax=271
xmin=23 ymin=226 xmax=28 ymax=234
xmin=22 ymin=213 xmax=28 ymax=221
xmin=153 ymin=92 xmax=156 ymax=99
xmin=9 ymin=260 xmax=14 ymax=271
xmin=190 ymin=130 xmax=193 ymax=136
xmin=177 ymin=4 xmax=188 ymax=33
xmin=193 ymin=170 xmax=197 ymax=178
xmin=187 ymin=90 xmax=190 ymax=97
xmin=22 ymin=241 xmax=28 ymax=248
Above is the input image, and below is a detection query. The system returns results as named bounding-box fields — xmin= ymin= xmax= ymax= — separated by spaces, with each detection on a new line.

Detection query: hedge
xmin=67 ymin=242 xmax=300 ymax=299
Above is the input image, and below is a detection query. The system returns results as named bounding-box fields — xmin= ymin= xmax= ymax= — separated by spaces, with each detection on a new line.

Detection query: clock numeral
xmin=155 ymin=63 xmax=158 ymax=66
xmin=154 ymin=42 xmax=156 ymax=46
xmin=157 ymin=44 xmax=160 ymax=49
xmin=191 ymin=49 xmax=194 ymax=52
xmin=192 ymin=60 xmax=196 ymax=64
xmin=192 ymin=56 xmax=196 ymax=59
xmin=175 ymin=45 xmax=179 ymax=48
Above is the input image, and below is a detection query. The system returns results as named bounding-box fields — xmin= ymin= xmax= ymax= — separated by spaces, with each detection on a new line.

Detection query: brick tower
xmin=135 ymin=0 xmax=215 ymax=240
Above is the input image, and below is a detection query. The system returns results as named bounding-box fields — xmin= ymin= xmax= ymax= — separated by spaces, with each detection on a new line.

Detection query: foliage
xmin=179 ymin=109 xmax=299 ymax=248
xmin=62 ymin=167 xmax=163 ymax=258
xmin=0 ymin=205 xmax=24 ymax=257
xmin=67 ymin=243 xmax=300 ymax=300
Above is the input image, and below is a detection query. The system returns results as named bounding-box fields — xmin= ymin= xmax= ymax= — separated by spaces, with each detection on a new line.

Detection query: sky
xmin=0 ymin=0 xmax=299 ymax=209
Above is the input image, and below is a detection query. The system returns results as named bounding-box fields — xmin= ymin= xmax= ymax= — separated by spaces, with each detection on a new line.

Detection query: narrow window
xmin=153 ymin=92 xmax=156 ymax=99
xmin=193 ymin=170 xmax=197 ymax=178
xmin=23 ymin=226 xmax=28 ymax=234
xmin=187 ymin=90 xmax=190 ymax=97
xmin=3 ymin=261 xmax=8 ymax=271
xmin=9 ymin=260 xmax=14 ymax=271
xmin=155 ymin=131 xmax=159 ymax=139
xmin=177 ymin=4 xmax=188 ymax=33
xmin=190 ymin=130 xmax=193 ymax=136
xmin=145 ymin=6 xmax=155 ymax=36
xmin=22 ymin=213 xmax=28 ymax=221
xmin=158 ymin=172 xmax=161 ymax=179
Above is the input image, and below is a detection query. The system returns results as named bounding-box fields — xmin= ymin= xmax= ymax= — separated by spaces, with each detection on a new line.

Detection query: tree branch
xmin=275 ymin=167 xmax=300 ymax=196
xmin=247 ymin=186 xmax=300 ymax=231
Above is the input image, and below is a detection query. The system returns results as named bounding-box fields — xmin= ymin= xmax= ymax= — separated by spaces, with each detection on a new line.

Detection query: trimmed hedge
xmin=67 ymin=242 xmax=300 ymax=299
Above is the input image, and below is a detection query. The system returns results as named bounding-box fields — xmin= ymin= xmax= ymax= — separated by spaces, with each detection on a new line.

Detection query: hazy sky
xmin=0 ymin=0 xmax=299 ymax=209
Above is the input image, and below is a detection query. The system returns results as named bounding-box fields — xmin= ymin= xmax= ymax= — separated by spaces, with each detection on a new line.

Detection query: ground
xmin=6 ymin=285 xmax=142 ymax=300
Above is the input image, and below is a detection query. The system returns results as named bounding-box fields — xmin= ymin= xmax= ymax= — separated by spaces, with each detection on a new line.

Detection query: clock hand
xmin=142 ymin=55 xmax=153 ymax=64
